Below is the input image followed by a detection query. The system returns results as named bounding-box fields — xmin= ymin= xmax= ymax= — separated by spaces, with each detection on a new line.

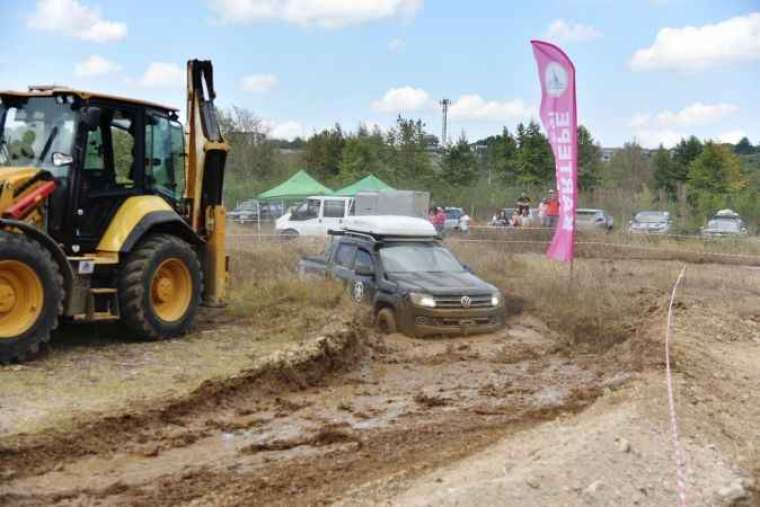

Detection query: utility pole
xmin=439 ymin=98 xmax=450 ymax=149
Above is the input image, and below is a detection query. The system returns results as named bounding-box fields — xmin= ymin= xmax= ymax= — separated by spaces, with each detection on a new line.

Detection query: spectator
xmin=545 ymin=189 xmax=560 ymax=228
xmin=433 ymin=206 xmax=446 ymax=235
xmin=510 ymin=210 xmax=522 ymax=228
xmin=459 ymin=211 xmax=471 ymax=234
xmin=538 ymin=198 xmax=548 ymax=227
xmin=516 ymin=192 xmax=531 ymax=216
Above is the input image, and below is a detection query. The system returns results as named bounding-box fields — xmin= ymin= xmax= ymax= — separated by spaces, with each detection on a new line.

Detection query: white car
xmin=275 ymin=196 xmax=353 ymax=237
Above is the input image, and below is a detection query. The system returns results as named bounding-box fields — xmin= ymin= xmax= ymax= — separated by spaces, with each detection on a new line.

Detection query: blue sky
xmin=1 ymin=0 xmax=758 ymax=147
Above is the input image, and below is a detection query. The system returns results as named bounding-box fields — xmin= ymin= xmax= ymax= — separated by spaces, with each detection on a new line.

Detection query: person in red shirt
xmin=545 ymin=189 xmax=560 ymax=228
xmin=433 ymin=207 xmax=446 ymax=235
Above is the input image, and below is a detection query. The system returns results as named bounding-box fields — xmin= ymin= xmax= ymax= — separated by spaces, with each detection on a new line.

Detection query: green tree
xmin=478 ymin=128 xmax=518 ymax=184
xmin=577 ymin=125 xmax=602 ymax=191
xmin=385 ymin=116 xmax=434 ymax=186
xmin=337 ymin=125 xmax=390 ymax=184
xmin=687 ymin=142 xmax=746 ymax=197
xmin=734 ymin=136 xmax=754 ymax=155
xmin=603 ymin=141 xmax=653 ymax=192
xmin=303 ymin=124 xmax=346 ymax=184
xmin=441 ymin=134 xmax=477 ymax=186
xmin=216 ymin=106 xmax=288 ymax=206
xmin=653 ymin=145 xmax=678 ymax=197
xmin=515 ymin=121 xmax=554 ymax=186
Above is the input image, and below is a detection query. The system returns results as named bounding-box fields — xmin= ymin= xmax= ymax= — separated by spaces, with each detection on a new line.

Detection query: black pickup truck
xmin=299 ymin=224 xmax=505 ymax=337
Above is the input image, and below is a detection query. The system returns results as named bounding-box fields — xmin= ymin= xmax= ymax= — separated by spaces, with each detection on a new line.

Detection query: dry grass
xmin=227 ymin=240 xmax=348 ymax=340
xmin=450 ymin=242 xmax=681 ymax=352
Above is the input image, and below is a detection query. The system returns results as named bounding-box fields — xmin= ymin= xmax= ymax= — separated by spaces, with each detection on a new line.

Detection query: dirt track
xmin=2 ymin=253 xmax=760 ymax=506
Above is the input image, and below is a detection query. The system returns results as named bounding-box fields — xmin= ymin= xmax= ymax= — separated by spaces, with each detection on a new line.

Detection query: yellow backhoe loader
xmin=0 ymin=60 xmax=229 ymax=363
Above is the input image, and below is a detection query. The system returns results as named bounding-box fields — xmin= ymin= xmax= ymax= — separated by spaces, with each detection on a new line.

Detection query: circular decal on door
xmin=352 ymin=281 xmax=365 ymax=303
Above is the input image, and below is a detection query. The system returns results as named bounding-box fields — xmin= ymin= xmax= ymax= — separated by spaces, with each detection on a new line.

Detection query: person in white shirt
xmin=459 ymin=213 xmax=471 ymax=234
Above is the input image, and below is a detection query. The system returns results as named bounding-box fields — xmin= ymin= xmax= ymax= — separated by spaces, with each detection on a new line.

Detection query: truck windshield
xmin=379 ymin=243 xmax=464 ymax=274
xmin=0 ymin=96 xmax=77 ymax=175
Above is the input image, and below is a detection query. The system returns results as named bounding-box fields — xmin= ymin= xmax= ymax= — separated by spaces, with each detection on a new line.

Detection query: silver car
xmin=628 ymin=211 xmax=672 ymax=234
xmin=576 ymin=208 xmax=614 ymax=231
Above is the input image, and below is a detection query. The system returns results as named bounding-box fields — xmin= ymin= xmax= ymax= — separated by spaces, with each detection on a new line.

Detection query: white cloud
xmin=270 ymin=121 xmax=305 ymax=141
xmin=656 ymin=102 xmax=738 ymax=127
xmin=28 ymin=0 xmax=127 ymax=42
xmin=717 ymin=129 xmax=747 ymax=144
xmin=241 ymin=74 xmax=278 ymax=93
xmin=206 ymin=0 xmax=423 ymax=28
xmin=630 ymin=12 xmax=760 ymax=71
xmin=388 ymin=38 xmax=406 ymax=53
xmin=139 ymin=62 xmax=184 ymax=88
xmin=74 ymin=55 xmax=120 ymax=78
xmin=634 ymin=128 xmax=685 ymax=149
xmin=371 ymin=86 xmax=431 ymax=113
xmin=448 ymin=95 xmax=532 ymax=122
xmin=545 ymin=19 xmax=602 ymax=43
xmin=630 ymin=102 xmax=738 ymax=129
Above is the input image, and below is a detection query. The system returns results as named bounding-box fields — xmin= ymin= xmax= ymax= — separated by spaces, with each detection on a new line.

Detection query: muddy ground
xmin=1 ymin=249 xmax=760 ymax=506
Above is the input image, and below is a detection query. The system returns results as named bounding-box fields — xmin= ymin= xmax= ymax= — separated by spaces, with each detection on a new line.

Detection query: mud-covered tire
xmin=0 ymin=232 xmax=62 ymax=364
xmin=118 ymin=234 xmax=202 ymax=340
xmin=280 ymin=229 xmax=299 ymax=240
xmin=376 ymin=307 xmax=397 ymax=335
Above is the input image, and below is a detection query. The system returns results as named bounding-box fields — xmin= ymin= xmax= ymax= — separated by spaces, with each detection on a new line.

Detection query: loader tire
xmin=119 ymin=234 xmax=202 ymax=340
xmin=0 ymin=232 xmax=62 ymax=364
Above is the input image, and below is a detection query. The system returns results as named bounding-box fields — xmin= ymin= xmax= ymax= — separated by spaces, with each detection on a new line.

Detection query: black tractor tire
xmin=118 ymin=234 xmax=202 ymax=340
xmin=0 ymin=232 xmax=63 ymax=364
xmin=376 ymin=307 xmax=397 ymax=335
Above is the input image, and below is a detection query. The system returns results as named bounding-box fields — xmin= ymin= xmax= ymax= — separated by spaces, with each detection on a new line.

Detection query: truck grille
xmin=433 ymin=294 xmax=492 ymax=309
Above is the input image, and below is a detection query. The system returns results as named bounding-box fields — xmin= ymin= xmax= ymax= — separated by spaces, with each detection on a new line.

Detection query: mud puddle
xmin=0 ymin=314 xmax=620 ymax=506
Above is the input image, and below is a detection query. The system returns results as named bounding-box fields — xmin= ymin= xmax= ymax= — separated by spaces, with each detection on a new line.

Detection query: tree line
xmin=218 ymin=105 xmax=760 ymax=229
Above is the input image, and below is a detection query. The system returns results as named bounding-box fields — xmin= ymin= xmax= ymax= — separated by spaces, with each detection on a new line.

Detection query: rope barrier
xmin=665 ymin=266 xmax=688 ymax=507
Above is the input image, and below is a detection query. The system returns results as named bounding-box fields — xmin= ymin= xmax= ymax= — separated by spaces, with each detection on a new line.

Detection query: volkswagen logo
xmin=460 ymin=295 xmax=472 ymax=308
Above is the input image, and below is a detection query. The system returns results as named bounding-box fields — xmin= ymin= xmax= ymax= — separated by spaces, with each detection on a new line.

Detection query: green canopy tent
xmin=255 ymin=170 xmax=333 ymax=233
xmin=257 ymin=169 xmax=333 ymax=200
xmin=334 ymin=174 xmax=394 ymax=196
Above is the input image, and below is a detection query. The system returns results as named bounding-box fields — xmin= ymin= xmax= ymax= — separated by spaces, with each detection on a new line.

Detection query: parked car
xmin=444 ymin=207 xmax=465 ymax=231
xmin=701 ymin=209 xmax=748 ymax=238
xmin=628 ymin=211 xmax=672 ymax=234
xmin=299 ymin=216 xmax=505 ymax=337
xmin=575 ymin=208 xmax=614 ymax=231
xmin=227 ymin=199 xmax=258 ymax=224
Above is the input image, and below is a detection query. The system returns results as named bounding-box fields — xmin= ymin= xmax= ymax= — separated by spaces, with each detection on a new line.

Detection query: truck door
xmin=330 ymin=242 xmax=355 ymax=282
xmin=321 ymin=199 xmax=347 ymax=234
xmin=349 ymin=248 xmax=377 ymax=304
xmin=286 ymin=198 xmax=322 ymax=236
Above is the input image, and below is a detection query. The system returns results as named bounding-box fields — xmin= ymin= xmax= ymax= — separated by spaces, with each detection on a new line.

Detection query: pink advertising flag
xmin=531 ymin=40 xmax=578 ymax=263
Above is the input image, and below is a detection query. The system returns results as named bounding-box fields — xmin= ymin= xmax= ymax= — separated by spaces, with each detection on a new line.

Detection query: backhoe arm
xmin=185 ymin=60 xmax=230 ymax=305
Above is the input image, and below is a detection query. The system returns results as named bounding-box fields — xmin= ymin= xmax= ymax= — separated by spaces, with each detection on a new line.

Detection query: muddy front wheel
xmin=0 ymin=232 xmax=62 ymax=364
xmin=119 ymin=235 xmax=202 ymax=340
xmin=376 ymin=307 xmax=397 ymax=335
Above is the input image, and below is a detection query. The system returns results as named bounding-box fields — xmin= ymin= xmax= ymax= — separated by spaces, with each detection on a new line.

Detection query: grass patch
xmin=451 ymin=243 xmax=679 ymax=352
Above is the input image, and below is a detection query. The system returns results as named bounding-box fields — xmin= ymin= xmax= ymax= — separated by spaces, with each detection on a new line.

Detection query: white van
xmin=275 ymin=196 xmax=353 ymax=237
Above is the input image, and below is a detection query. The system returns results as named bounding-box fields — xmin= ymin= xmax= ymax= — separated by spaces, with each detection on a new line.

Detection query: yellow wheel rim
xmin=0 ymin=260 xmax=44 ymax=339
xmin=150 ymin=258 xmax=192 ymax=322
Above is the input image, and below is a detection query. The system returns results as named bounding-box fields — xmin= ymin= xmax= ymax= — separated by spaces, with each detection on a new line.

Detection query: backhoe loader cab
xmin=0 ymin=60 xmax=229 ymax=364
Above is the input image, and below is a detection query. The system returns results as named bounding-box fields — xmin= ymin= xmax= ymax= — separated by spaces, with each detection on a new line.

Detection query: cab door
xmin=74 ymin=105 xmax=142 ymax=253
xmin=349 ymin=247 xmax=377 ymax=304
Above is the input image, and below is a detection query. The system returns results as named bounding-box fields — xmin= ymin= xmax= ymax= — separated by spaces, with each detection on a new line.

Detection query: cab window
xmin=323 ymin=199 xmax=346 ymax=218
xmin=334 ymin=244 xmax=355 ymax=268
xmin=82 ymin=108 xmax=136 ymax=189
xmin=145 ymin=113 xmax=185 ymax=202
xmin=292 ymin=199 xmax=320 ymax=221
xmin=354 ymin=249 xmax=373 ymax=271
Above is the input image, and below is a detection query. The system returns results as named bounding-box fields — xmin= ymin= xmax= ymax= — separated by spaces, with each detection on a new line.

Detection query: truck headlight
xmin=409 ymin=292 xmax=436 ymax=308
xmin=491 ymin=293 xmax=502 ymax=307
